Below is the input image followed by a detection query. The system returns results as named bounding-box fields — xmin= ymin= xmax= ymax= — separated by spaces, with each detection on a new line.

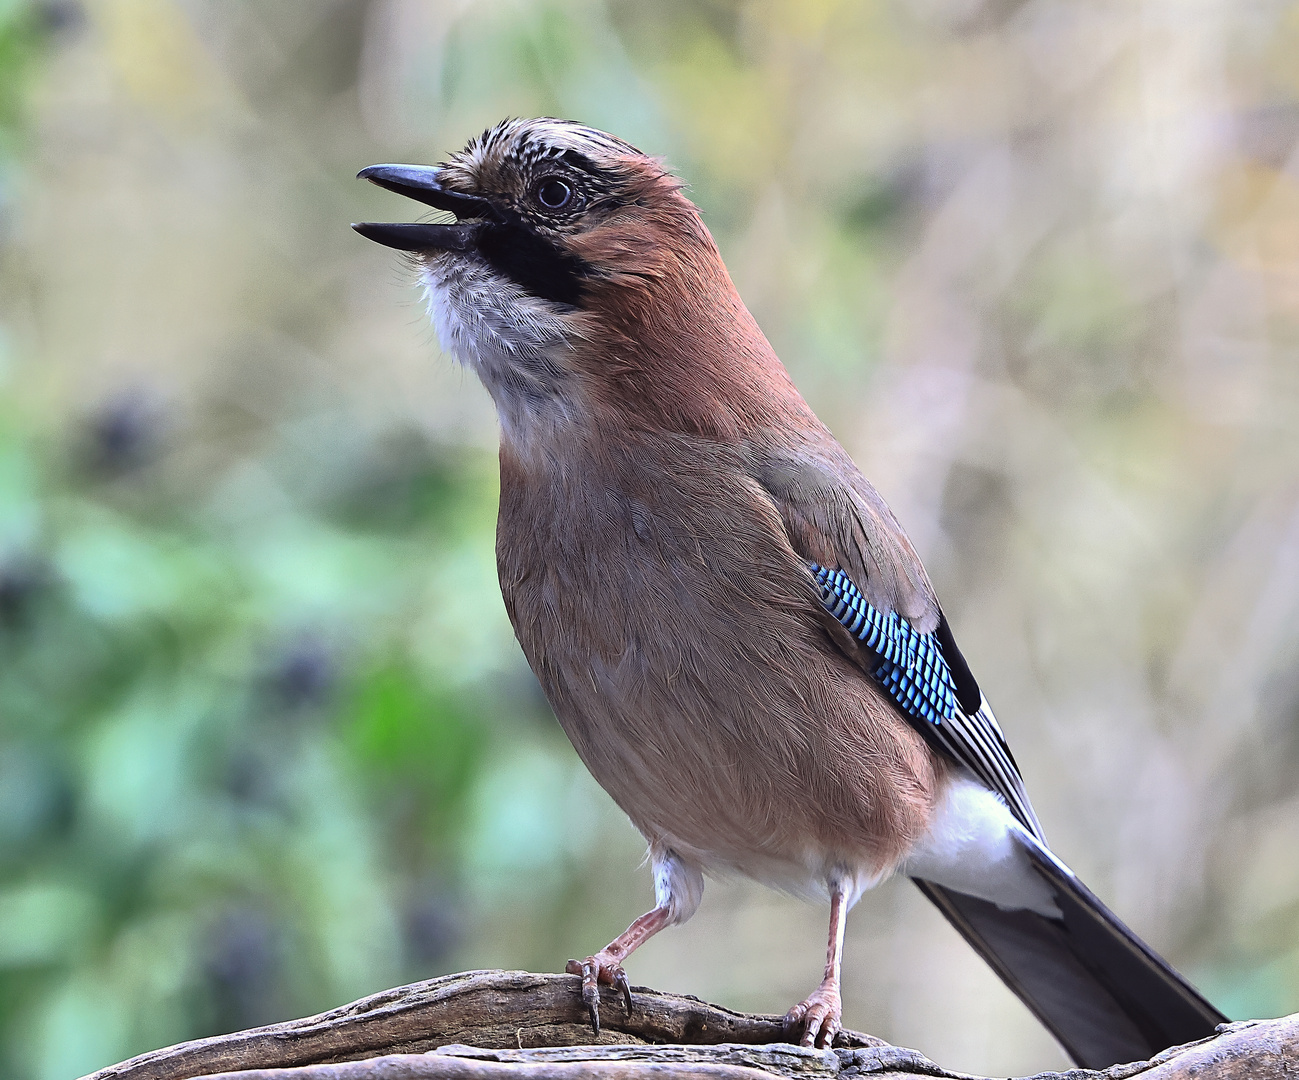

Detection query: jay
xmin=354 ymin=118 xmax=1226 ymax=1068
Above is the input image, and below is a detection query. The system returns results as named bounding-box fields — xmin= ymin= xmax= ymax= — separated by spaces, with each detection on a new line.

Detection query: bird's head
xmin=355 ymin=118 xmax=795 ymax=442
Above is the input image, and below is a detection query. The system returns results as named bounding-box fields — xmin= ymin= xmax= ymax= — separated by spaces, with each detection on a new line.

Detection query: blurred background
xmin=1 ymin=0 xmax=1298 ymax=1076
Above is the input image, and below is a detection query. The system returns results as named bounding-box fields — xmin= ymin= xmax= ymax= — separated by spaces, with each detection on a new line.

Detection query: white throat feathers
xmin=419 ymin=251 xmax=584 ymax=441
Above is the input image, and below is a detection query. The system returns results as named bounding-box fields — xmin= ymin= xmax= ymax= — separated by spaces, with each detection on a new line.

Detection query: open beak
xmin=352 ymin=164 xmax=493 ymax=252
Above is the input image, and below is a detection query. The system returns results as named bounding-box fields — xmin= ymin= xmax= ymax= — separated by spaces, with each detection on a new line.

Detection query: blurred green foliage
xmin=0 ymin=15 xmax=540 ymax=1071
xmin=2 ymin=2 xmax=1299 ymax=1079
xmin=0 ymin=407 xmax=504 ymax=1075
xmin=0 ymin=1 xmax=48 ymax=143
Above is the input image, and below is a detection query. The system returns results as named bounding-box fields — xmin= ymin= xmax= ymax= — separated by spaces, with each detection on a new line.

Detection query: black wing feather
xmin=915 ymin=852 xmax=1226 ymax=1068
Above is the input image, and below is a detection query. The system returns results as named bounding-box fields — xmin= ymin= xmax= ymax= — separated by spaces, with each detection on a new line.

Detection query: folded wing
xmin=810 ymin=560 xmax=1225 ymax=1067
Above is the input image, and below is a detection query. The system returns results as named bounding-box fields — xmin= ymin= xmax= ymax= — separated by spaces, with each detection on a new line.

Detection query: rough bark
xmin=80 ymin=970 xmax=1295 ymax=1080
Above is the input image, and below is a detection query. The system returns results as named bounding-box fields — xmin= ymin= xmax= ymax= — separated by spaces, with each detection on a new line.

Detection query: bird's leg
xmin=566 ymin=848 xmax=703 ymax=1037
xmin=566 ymin=904 xmax=672 ymax=1035
xmin=786 ymin=880 xmax=849 ymax=1048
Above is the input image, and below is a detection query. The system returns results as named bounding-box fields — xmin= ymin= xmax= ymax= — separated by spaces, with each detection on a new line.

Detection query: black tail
xmin=913 ymin=846 xmax=1226 ymax=1069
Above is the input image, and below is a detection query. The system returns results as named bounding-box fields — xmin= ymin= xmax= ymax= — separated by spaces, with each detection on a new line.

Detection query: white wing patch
xmin=904 ymin=775 xmax=1061 ymax=917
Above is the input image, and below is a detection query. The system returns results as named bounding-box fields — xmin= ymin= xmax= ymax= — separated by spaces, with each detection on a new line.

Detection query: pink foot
xmin=566 ymin=952 xmax=633 ymax=1035
xmin=785 ymin=982 xmax=842 ymax=1048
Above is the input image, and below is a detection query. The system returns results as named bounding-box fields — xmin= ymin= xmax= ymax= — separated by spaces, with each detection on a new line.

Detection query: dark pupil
xmin=537 ymin=178 xmax=571 ymax=209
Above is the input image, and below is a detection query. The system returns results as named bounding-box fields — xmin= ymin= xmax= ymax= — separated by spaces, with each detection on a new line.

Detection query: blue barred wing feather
xmin=810 ymin=563 xmax=1045 ymax=842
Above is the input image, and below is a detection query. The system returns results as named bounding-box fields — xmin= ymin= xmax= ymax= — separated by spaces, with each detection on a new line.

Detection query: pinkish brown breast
xmin=495 ymin=425 xmax=943 ymax=896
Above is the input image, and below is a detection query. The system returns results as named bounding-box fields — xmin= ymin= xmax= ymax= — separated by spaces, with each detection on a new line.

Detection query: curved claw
xmin=566 ymin=958 xmax=602 ymax=1035
xmin=613 ymin=968 xmax=633 ymax=1014
xmin=784 ymin=1001 xmax=807 ymax=1043
xmin=583 ymin=972 xmax=602 ymax=1036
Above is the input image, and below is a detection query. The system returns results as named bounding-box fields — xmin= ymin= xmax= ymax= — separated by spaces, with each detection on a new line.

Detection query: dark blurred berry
xmin=204 ymin=908 xmax=283 ymax=1033
xmin=329 ymin=431 xmax=465 ymax=532
xmin=82 ymin=392 xmax=163 ymax=478
xmin=0 ymin=746 xmax=74 ymax=851
xmin=404 ymin=883 xmax=461 ymax=968
xmin=222 ymin=749 xmax=274 ymax=807
xmin=270 ymin=637 xmax=335 ymax=711
xmin=0 ymin=556 xmax=47 ymax=630
xmin=38 ymin=1 xmax=83 ymax=36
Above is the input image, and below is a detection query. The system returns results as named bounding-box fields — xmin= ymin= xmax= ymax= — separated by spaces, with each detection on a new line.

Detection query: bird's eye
xmin=534 ymin=176 xmax=574 ymax=210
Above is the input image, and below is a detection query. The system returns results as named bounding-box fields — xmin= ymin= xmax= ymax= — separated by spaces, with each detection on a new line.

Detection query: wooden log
xmin=79 ymin=970 xmax=1296 ymax=1080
